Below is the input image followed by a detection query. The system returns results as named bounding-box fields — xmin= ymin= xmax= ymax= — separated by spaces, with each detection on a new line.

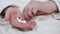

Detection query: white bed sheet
xmin=0 ymin=14 xmax=60 ymax=34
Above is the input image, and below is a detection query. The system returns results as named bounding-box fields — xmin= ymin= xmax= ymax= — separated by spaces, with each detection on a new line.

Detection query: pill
xmin=17 ymin=17 xmax=27 ymax=24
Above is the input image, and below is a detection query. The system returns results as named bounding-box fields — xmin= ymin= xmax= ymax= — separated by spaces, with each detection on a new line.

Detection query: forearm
xmin=49 ymin=1 xmax=58 ymax=13
xmin=47 ymin=1 xmax=58 ymax=11
xmin=43 ymin=1 xmax=58 ymax=13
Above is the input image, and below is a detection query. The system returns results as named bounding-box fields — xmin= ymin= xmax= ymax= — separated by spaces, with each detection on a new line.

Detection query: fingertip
xmin=32 ymin=8 xmax=37 ymax=16
xmin=4 ymin=17 xmax=10 ymax=21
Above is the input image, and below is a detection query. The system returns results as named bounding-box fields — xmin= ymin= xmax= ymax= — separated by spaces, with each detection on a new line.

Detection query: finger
xmin=10 ymin=8 xmax=25 ymax=20
xmin=27 ymin=21 xmax=36 ymax=28
xmin=23 ymin=8 xmax=31 ymax=21
xmin=5 ymin=9 xmax=11 ymax=21
xmin=32 ymin=8 xmax=37 ymax=16
xmin=27 ymin=8 xmax=33 ymax=19
xmin=16 ymin=10 xmax=25 ymax=20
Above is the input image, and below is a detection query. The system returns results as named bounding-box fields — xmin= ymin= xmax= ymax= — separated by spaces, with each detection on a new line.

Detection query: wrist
xmin=50 ymin=1 xmax=58 ymax=12
xmin=44 ymin=1 xmax=58 ymax=13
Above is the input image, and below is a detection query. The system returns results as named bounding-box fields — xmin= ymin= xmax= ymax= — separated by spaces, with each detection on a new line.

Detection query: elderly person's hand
xmin=4 ymin=6 xmax=36 ymax=31
xmin=10 ymin=11 xmax=36 ymax=31
xmin=23 ymin=1 xmax=57 ymax=20
xmin=10 ymin=18 xmax=36 ymax=31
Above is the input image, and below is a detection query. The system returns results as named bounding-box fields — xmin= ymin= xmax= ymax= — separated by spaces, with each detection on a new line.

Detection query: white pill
xmin=17 ymin=18 xmax=27 ymax=24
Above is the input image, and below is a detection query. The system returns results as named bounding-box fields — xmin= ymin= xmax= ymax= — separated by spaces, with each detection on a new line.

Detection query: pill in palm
xmin=17 ymin=17 xmax=27 ymax=24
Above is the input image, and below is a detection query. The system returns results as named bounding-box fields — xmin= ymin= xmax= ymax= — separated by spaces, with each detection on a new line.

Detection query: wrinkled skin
xmin=5 ymin=7 xmax=36 ymax=31
xmin=23 ymin=1 xmax=57 ymax=21
xmin=4 ymin=1 xmax=57 ymax=31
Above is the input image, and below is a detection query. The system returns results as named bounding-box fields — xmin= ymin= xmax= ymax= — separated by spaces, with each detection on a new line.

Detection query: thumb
xmin=5 ymin=10 xmax=11 ymax=21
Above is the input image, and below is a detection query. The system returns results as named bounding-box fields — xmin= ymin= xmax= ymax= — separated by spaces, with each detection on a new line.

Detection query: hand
xmin=4 ymin=7 xmax=36 ymax=30
xmin=5 ymin=7 xmax=24 ymax=21
xmin=10 ymin=13 xmax=36 ymax=30
xmin=23 ymin=1 xmax=57 ymax=20
xmin=10 ymin=18 xmax=36 ymax=30
xmin=9 ymin=9 xmax=36 ymax=30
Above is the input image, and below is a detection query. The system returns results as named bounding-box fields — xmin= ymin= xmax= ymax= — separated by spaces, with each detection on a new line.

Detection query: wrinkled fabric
xmin=0 ymin=14 xmax=60 ymax=34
